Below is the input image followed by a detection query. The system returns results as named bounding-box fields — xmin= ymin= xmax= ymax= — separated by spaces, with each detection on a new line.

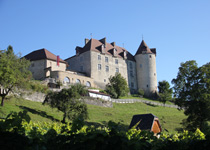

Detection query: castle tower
xmin=134 ymin=40 xmax=157 ymax=97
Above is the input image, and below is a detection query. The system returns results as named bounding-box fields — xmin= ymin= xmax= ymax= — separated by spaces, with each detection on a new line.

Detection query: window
xmin=98 ymin=64 xmax=101 ymax=70
xmin=131 ymin=82 xmax=134 ymax=88
xmin=104 ymin=79 xmax=106 ymax=82
xmin=105 ymin=57 xmax=108 ymax=62
xmin=76 ymin=79 xmax=81 ymax=84
xmin=86 ymin=81 xmax=91 ymax=87
xmin=106 ymin=66 xmax=109 ymax=72
xmin=31 ymin=63 xmax=34 ymax=67
xmin=129 ymin=62 xmax=133 ymax=69
xmin=130 ymin=70 xmax=133 ymax=77
xmin=116 ymin=67 xmax=119 ymax=73
xmin=63 ymin=77 xmax=70 ymax=84
xmin=150 ymin=55 xmax=152 ymax=58
xmin=147 ymin=84 xmax=149 ymax=88
xmin=115 ymin=59 xmax=118 ymax=64
xmin=80 ymin=66 xmax=83 ymax=72
xmin=98 ymin=55 xmax=101 ymax=60
xmin=154 ymin=73 xmax=156 ymax=76
xmin=140 ymin=64 xmax=142 ymax=68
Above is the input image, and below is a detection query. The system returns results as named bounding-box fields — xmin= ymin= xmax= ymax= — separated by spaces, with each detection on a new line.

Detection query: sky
xmin=0 ymin=0 xmax=210 ymax=86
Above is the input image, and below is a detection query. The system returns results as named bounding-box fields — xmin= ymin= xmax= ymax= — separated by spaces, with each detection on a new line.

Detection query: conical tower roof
xmin=135 ymin=40 xmax=153 ymax=55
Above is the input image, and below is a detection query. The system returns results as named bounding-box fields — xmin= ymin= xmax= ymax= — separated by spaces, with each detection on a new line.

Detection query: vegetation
xmin=105 ymin=73 xmax=129 ymax=98
xmin=138 ymin=89 xmax=144 ymax=97
xmin=0 ymin=111 xmax=209 ymax=150
xmin=0 ymin=97 xmax=186 ymax=133
xmin=43 ymin=84 xmax=88 ymax=123
xmin=28 ymin=80 xmax=49 ymax=94
xmin=0 ymin=46 xmax=31 ymax=106
xmin=172 ymin=60 xmax=210 ymax=131
xmin=158 ymin=80 xmax=173 ymax=106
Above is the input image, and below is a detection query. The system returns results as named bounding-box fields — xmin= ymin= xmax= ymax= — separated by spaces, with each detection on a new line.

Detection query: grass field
xmin=0 ymin=97 xmax=186 ymax=133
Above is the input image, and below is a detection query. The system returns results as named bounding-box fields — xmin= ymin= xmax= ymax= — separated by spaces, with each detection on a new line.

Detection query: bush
xmin=0 ymin=111 xmax=209 ymax=150
xmin=138 ymin=89 xmax=144 ymax=97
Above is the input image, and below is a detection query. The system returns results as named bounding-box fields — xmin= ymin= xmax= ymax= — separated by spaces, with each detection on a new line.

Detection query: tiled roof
xmin=24 ymin=48 xmax=66 ymax=63
xmin=129 ymin=113 xmax=159 ymax=130
xmin=135 ymin=40 xmax=156 ymax=55
xmin=76 ymin=38 xmax=135 ymax=61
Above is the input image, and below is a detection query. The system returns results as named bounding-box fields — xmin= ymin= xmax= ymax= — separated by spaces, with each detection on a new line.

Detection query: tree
xmin=105 ymin=73 xmax=129 ymax=99
xmin=158 ymin=80 xmax=172 ymax=106
xmin=0 ymin=46 xmax=31 ymax=106
xmin=43 ymin=84 xmax=88 ymax=123
xmin=172 ymin=60 xmax=210 ymax=131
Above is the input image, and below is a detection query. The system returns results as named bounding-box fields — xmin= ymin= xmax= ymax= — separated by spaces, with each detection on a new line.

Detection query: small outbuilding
xmin=129 ymin=113 xmax=162 ymax=134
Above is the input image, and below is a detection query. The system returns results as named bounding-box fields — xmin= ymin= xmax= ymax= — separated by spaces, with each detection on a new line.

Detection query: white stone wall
xmin=135 ymin=53 xmax=157 ymax=97
xmin=90 ymin=51 xmax=128 ymax=89
xmin=30 ymin=60 xmax=46 ymax=80
xmin=46 ymin=60 xmax=66 ymax=72
xmin=29 ymin=59 xmax=67 ymax=80
xmin=50 ymin=70 xmax=95 ymax=88
xmin=66 ymin=51 xmax=91 ymax=76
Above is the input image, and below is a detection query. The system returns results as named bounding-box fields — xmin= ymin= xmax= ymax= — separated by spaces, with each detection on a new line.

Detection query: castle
xmin=24 ymin=37 xmax=157 ymax=97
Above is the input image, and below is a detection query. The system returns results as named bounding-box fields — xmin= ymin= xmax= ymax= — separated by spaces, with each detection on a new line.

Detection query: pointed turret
xmin=135 ymin=40 xmax=153 ymax=55
xmin=135 ymin=40 xmax=157 ymax=98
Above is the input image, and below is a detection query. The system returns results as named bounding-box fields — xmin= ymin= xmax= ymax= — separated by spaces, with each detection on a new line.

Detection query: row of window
xmin=98 ymin=55 xmax=118 ymax=64
xmin=63 ymin=77 xmax=91 ymax=87
xmin=98 ymin=64 xmax=119 ymax=73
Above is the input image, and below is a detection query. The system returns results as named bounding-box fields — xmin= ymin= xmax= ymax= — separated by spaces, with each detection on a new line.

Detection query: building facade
xmin=24 ymin=38 xmax=157 ymax=97
xmin=65 ymin=38 xmax=157 ymax=97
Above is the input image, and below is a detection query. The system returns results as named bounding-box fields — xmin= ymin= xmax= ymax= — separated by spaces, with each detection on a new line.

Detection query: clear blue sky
xmin=1 ymin=0 xmax=210 ymax=86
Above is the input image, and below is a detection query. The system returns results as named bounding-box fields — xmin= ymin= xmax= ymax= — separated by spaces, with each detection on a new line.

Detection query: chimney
xmin=111 ymin=42 xmax=116 ymax=47
xmin=76 ymin=46 xmax=80 ymax=55
xmin=85 ymin=38 xmax=89 ymax=45
xmin=100 ymin=37 xmax=106 ymax=48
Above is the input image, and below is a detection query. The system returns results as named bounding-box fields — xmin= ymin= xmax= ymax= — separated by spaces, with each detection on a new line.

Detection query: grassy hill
xmin=0 ymin=97 xmax=186 ymax=133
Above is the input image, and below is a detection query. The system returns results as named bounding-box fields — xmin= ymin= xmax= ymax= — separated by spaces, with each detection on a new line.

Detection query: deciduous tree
xmin=43 ymin=84 xmax=88 ymax=123
xmin=0 ymin=46 xmax=31 ymax=106
xmin=158 ymin=80 xmax=172 ymax=106
xmin=105 ymin=73 xmax=129 ymax=99
xmin=172 ymin=60 xmax=210 ymax=131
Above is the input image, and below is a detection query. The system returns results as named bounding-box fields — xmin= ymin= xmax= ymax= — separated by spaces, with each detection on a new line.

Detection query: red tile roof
xmin=72 ymin=38 xmax=135 ymax=61
xmin=24 ymin=48 xmax=66 ymax=63
xmin=135 ymin=40 xmax=156 ymax=55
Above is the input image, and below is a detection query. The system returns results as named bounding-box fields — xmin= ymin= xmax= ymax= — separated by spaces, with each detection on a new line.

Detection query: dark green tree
xmin=43 ymin=84 xmax=88 ymax=123
xmin=0 ymin=46 xmax=31 ymax=106
xmin=158 ymin=80 xmax=173 ymax=105
xmin=105 ymin=73 xmax=129 ymax=99
xmin=172 ymin=60 xmax=210 ymax=131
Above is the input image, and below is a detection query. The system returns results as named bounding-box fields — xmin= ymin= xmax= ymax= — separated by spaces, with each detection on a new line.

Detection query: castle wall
xmin=50 ymin=70 xmax=95 ymax=87
xmin=66 ymin=51 xmax=91 ymax=76
xmin=46 ymin=60 xmax=66 ymax=72
xmin=29 ymin=59 xmax=67 ymax=80
xmin=90 ymin=51 xmax=129 ymax=89
xmin=135 ymin=53 xmax=157 ymax=97
xmin=29 ymin=60 xmax=46 ymax=80
xmin=126 ymin=60 xmax=138 ymax=93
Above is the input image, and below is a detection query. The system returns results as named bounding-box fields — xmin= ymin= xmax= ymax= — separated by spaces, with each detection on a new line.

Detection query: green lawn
xmin=120 ymin=95 xmax=175 ymax=105
xmin=0 ymin=97 xmax=186 ymax=133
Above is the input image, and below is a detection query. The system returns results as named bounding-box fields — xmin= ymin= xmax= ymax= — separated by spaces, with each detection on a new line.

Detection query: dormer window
xmin=123 ymin=50 xmax=127 ymax=59
xmin=101 ymin=44 xmax=105 ymax=54
xmin=113 ymin=48 xmax=117 ymax=57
